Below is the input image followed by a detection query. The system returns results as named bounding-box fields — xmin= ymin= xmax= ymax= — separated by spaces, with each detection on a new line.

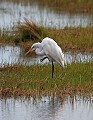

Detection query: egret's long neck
xmin=35 ymin=48 xmax=45 ymax=55
xmin=33 ymin=43 xmax=45 ymax=55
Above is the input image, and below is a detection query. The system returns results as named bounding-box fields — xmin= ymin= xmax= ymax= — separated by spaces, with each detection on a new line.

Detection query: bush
xmin=17 ymin=19 xmax=47 ymax=42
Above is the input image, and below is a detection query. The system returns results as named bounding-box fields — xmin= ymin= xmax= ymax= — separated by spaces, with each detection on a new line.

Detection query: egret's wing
xmin=42 ymin=38 xmax=65 ymax=67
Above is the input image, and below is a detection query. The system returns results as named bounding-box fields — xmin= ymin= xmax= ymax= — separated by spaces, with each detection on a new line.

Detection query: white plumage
xmin=41 ymin=37 xmax=66 ymax=67
xmin=25 ymin=37 xmax=66 ymax=78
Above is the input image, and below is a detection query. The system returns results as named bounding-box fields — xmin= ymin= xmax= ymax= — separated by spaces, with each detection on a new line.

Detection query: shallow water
xmin=0 ymin=45 xmax=93 ymax=67
xmin=0 ymin=95 xmax=93 ymax=120
xmin=0 ymin=0 xmax=93 ymax=30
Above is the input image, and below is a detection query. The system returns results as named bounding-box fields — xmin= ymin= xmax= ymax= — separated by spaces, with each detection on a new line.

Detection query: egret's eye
xmin=31 ymin=46 xmax=35 ymax=51
xmin=31 ymin=46 xmax=34 ymax=49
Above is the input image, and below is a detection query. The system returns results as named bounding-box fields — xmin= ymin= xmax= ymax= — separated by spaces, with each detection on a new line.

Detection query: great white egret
xmin=25 ymin=37 xmax=66 ymax=78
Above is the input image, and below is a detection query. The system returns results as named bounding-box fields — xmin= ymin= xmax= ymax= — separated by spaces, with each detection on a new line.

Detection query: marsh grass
xmin=7 ymin=0 xmax=93 ymax=13
xmin=48 ymin=27 xmax=93 ymax=52
xmin=0 ymin=62 xmax=93 ymax=97
xmin=1 ymin=20 xmax=93 ymax=52
xmin=37 ymin=0 xmax=93 ymax=13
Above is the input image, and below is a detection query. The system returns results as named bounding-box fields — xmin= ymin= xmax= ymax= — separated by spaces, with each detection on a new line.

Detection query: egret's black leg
xmin=52 ymin=61 xmax=54 ymax=78
xmin=40 ymin=56 xmax=48 ymax=62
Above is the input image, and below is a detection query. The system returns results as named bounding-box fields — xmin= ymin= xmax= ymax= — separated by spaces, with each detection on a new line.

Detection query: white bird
xmin=25 ymin=37 xmax=66 ymax=78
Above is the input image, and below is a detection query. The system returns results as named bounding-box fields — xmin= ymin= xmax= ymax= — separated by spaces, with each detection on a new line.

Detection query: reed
xmin=17 ymin=23 xmax=93 ymax=52
xmin=1 ymin=21 xmax=93 ymax=52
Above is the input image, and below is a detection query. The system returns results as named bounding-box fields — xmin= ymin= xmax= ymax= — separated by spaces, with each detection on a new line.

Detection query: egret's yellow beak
xmin=25 ymin=48 xmax=32 ymax=56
